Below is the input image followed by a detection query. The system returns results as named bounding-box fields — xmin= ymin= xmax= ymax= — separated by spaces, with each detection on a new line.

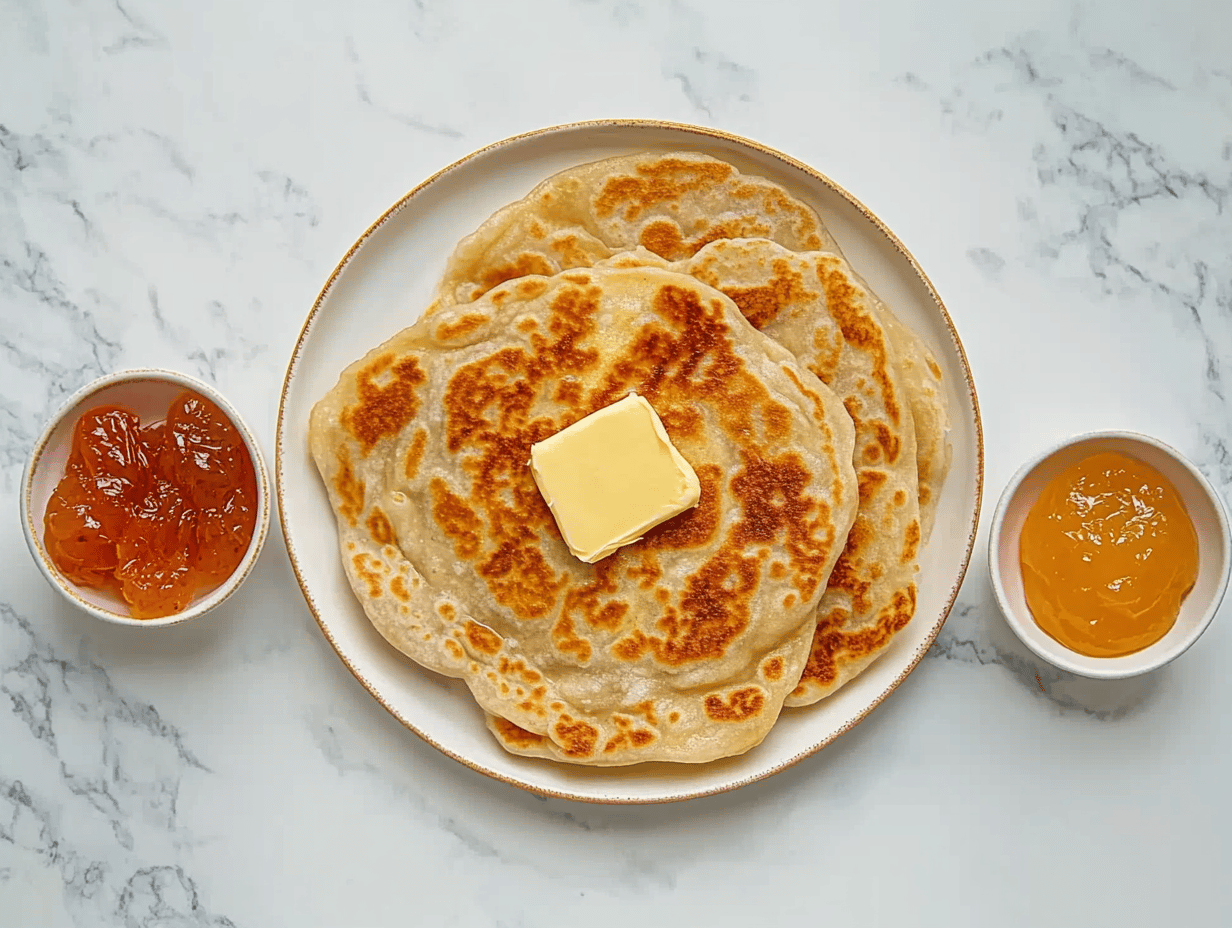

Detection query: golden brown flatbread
xmin=309 ymin=266 xmax=858 ymax=764
xmin=431 ymin=151 xmax=951 ymax=546
xmin=432 ymin=151 xmax=841 ymax=310
xmin=600 ymin=240 xmax=924 ymax=703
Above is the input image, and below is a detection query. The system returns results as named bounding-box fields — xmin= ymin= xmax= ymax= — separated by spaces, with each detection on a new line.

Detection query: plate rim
xmin=275 ymin=118 xmax=986 ymax=804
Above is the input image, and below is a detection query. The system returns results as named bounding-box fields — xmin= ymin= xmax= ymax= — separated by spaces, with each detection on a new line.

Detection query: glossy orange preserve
xmin=1019 ymin=450 xmax=1199 ymax=657
xmin=43 ymin=390 xmax=258 ymax=619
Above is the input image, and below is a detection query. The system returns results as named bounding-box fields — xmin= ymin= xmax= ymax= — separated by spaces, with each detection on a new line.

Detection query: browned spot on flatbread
xmin=366 ymin=507 xmax=394 ymax=546
xmin=464 ymin=621 xmax=503 ymax=656
xmin=867 ymin=422 xmax=901 ymax=465
xmin=436 ymin=313 xmax=489 ymax=342
xmin=595 ymin=158 xmax=735 ymax=223
xmin=551 ymin=612 xmax=593 ymax=663
xmin=762 ymin=657 xmax=784 ymax=681
xmin=517 ymin=683 xmax=548 ymax=717
xmin=404 ymin=429 xmax=427 ymax=480
xmin=389 ymin=575 xmax=410 ymax=602
xmin=592 ymin=602 xmax=629 ymax=631
xmin=499 ymin=657 xmax=542 ymax=684
xmin=554 ymin=378 xmax=583 ymax=406
xmin=815 ymin=256 xmax=901 ymax=435
xmin=479 ymin=253 xmax=553 ymax=292
xmin=516 ymin=279 xmax=549 ymax=300
xmin=562 ymin=559 xmax=629 ymax=632
xmin=927 ymin=357 xmax=942 ymax=380
xmin=704 ymin=686 xmax=766 ymax=722
xmin=548 ymin=234 xmax=593 ymax=268
xmin=604 ymin=722 xmax=657 ymax=754
xmin=438 ymin=602 xmax=456 ymax=620
xmin=351 ymin=553 xmax=385 ymax=599
xmin=444 ymin=639 xmax=464 ymax=660
xmin=492 ymin=716 xmax=546 ymax=749
xmin=658 ymin=404 xmax=703 ymax=440
xmin=811 ymin=327 xmax=844 ymax=385
xmin=828 ymin=517 xmax=874 ymax=614
xmin=902 ymin=520 xmax=921 ymax=563
xmin=857 ymin=471 xmax=888 ymax=504
xmin=342 ymin=353 xmax=427 ymax=455
xmin=639 ymin=220 xmax=685 ymax=259
xmin=333 ymin=449 xmax=365 ymax=526
xmin=689 ymin=217 xmax=773 ymax=256
xmin=625 ymin=552 xmax=663 ymax=589
xmin=479 ymin=541 xmax=562 ymax=621
xmin=894 ymin=489 xmax=907 ymax=506
xmin=554 ymin=717 xmax=599 ymax=758
xmin=430 ymin=478 xmax=484 ymax=561
xmin=630 ymin=700 xmax=659 ymax=727
xmin=794 ymin=585 xmax=917 ymax=694
xmin=728 ymin=450 xmax=833 ymax=600
xmin=762 ymin=401 xmax=792 ymax=442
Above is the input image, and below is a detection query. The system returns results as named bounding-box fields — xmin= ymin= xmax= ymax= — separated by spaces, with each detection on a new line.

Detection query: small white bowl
xmin=20 ymin=369 xmax=271 ymax=628
xmin=989 ymin=431 xmax=1231 ymax=678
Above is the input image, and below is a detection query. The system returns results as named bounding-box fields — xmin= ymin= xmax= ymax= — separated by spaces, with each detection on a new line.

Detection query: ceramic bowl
xmin=989 ymin=431 xmax=1230 ymax=678
xmin=21 ymin=369 xmax=271 ymax=628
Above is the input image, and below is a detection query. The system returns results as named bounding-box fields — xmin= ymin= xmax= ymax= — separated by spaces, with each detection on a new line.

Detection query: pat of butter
xmin=530 ymin=393 xmax=701 ymax=563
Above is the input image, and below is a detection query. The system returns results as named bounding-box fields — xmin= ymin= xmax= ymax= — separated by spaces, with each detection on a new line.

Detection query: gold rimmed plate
xmin=276 ymin=120 xmax=983 ymax=803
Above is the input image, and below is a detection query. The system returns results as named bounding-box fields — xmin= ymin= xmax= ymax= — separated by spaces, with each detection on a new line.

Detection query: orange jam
xmin=1019 ymin=450 xmax=1199 ymax=657
xmin=43 ymin=390 xmax=258 ymax=619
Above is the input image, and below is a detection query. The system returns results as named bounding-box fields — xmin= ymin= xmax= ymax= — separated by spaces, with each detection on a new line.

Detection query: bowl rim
xmin=988 ymin=428 xmax=1232 ymax=679
xmin=20 ymin=367 xmax=272 ymax=628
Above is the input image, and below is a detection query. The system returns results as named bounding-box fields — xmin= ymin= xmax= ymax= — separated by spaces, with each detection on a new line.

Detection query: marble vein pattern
xmin=1 ymin=604 xmax=236 ymax=925
xmin=901 ymin=33 xmax=1232 ymax=718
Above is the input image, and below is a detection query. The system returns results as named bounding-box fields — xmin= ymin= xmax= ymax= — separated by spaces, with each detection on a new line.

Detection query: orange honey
xmin=1019 ymin=450 xmax=1199 ymax=657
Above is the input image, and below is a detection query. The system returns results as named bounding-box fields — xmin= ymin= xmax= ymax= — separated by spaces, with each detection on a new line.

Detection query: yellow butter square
xmin=529 ymin=393 xmax=701 ymax=563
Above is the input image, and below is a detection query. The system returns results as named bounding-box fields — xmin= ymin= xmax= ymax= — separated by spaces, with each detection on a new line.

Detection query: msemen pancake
xmin=309 ymin=266 xmax=858 ymax=765
xmin=431 ymin=150 xmax=951 ymax=545
xmin=432 ymin=151 xmax=842 ymax=310
xmin=603 ymin=240 xmax=927 ymax=703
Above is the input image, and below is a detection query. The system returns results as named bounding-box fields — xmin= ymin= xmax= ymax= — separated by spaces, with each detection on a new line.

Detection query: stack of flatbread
xmin=309 ymin=152 xmax=951 ymax=766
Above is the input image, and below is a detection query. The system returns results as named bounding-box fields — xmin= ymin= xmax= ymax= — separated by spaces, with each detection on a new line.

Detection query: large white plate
xmin=276 ymin=121 xmax=983 ymax=803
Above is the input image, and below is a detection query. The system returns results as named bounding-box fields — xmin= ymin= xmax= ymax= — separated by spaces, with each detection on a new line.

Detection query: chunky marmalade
xmin=43 ymin=390 xmax=258 ymax=618
xmin=1019 ymin=450 xmax=1199 ymax=657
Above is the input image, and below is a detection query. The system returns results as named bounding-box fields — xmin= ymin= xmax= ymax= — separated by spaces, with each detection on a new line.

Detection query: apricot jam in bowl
xmin=990 ymin=431 xmax=1230 ymax=679
xmin=21 ymin=369 xmax=271 ymax=628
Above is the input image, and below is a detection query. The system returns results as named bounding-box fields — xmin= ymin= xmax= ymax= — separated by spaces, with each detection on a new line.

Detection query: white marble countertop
xmin=4 ymin=1 xmax=1231 ymax=924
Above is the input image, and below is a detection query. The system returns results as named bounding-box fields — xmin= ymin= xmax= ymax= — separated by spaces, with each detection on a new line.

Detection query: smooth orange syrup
xmin=1019 ymin=450 xmax=1199 ymax=657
